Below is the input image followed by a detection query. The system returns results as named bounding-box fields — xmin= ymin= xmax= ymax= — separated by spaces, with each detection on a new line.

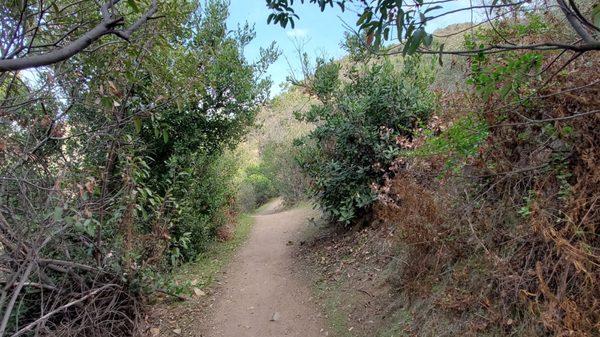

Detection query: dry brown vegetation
xmin=299 ymin=18 xmax=599 ymax=337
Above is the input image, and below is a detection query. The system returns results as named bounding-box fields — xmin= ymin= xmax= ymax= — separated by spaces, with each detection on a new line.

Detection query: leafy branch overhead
xmin=0 ymin=0 xmax=158 ymax=71
xmin=266 ymin=0 xmax=600 ymax=57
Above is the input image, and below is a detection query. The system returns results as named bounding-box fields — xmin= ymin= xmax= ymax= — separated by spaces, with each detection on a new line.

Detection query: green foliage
xmin=234 ymin=143 xmax=282 ymax=212
xmin=412 ymin=114 xmax=489 ymax=174
xmin=171 ymin=152 xmax=240 ymax=260
xmin=465 ymin=20 xmax=545 ymax=101
xmin=165 ymin=213 xmax=254 ymax=296
xmin=265 ymin=0 xmax=438 ymax=54
xmin=341 ymin=32 xmax=372 ymax=62
xmin=296 ymin=57 xmax=434 ymax=224
xmin=129 ymin=0 xmax=278 ymax=260
xmin=416 ymin=16 xmax=549 ymax=178
xmin=310 ymin=59 xmax=341 ymax=101
xmin=0 ymin=0 xmax=276 ymax=333
xmin=467 ymin=50 xmax=542 ymax=100
xmin=238 ymin=87 xmax=314 ymax=208
xmin=493 ymin=13 xmax=549 ymax=39
xmin=129 ymin=0 xmax=278 ymax=261
xmin=243 ymin=163 xmax=278 ymax=207
xmin=261 ymin=140 xmax=309 ymax=204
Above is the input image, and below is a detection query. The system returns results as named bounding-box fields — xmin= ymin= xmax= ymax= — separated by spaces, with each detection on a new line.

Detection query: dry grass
xmin=305 ymin=21 xmax=600 ymax=336
xmin=371 ymin=44 xmax=600 ymax=336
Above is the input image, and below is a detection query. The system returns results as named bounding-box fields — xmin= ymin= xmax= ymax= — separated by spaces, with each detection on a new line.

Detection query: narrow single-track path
xmin=200 ymin=201 xmax=327 ymax=337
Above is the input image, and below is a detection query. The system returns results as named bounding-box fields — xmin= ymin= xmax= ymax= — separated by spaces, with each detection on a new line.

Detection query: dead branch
xmin=9 ymin=284 xmax=119 ymax=337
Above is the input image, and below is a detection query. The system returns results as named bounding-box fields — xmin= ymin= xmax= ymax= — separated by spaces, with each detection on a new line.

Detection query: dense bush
xmin=236 ymin=142 xmax=308 ymax=211
xmin=237 ymin=163 xmax=278 ymax=211
xmin=134 ymin=0 xmax=276 ymax=261
xmin=256 ymin=88 xmax=314 ymax=205
xmin=261 ymin=140 xmax=308 ymax=204
xmin=295 ymin=57 xmax=434 ymax=224
xmin=172 ymin=152 xmax=240 ymax=261
xmin=371 ymin=14 xmax=600 ymax=336
xmin=0 ymin=1 xmax=276 ymax=335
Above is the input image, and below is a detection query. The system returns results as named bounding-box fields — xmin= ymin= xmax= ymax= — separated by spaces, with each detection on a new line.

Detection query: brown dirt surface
xmin=147 ymin=201 xmax=329 ymax=337
xmin=201 ymin=205 xmax=327 ymax=337
xmin=297 ymin=222 xmax=400 ymax=337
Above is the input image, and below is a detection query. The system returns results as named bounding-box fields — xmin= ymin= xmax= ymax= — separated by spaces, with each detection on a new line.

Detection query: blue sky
xmin=226 ymin=0 xmax=472 ymax=95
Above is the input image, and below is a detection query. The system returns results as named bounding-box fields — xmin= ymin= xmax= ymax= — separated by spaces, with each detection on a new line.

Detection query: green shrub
xmin=295 ymin=57 xmax=434 ymax=224
xmin=411 ymin=114 xmax=489 ymax=175
xmin=172 ymin=152 xmax=240 ymax=261
xmin=261 ymin=140 xmax=309 ymax=205
xmin=245 ymin=171 xmax=276 ymax=205
xmin=237 ymin=163 xmax=278 ymax=211
xmin=236 ymin=181 xmax=259 ymax=212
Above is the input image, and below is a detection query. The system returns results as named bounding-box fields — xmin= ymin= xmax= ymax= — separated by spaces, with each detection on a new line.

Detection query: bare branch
xmin=384 ymin=41 xmax=600 ymax=56
xmin=491 ymin=109 xmax=600 ymax=127
xmin=10 ymin=284 xmax=119 ymax=337
xmin=0 ymin=0 xmax=159 ymax=72
xmin=114 ymin=0 xmax=158 ymax=41
xmin=556 ymin=0 xmax=596 ymax=44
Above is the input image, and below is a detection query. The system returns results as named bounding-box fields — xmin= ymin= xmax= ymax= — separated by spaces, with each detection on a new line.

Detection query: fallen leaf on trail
xmin=173 ymin=328 xmax=182 ymax=334
xmin=270 ymin=312 xmax=280 ymax=321
xmin=149 ymin=327 xmax=160 ymax=336
xmin=193 ymin=288 xmax=206 ymax=297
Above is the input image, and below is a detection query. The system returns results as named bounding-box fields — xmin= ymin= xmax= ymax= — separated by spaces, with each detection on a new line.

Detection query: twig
xmin=490 ymin=109 xmax=600 ymax=128
xmin=10 ymin=284 xmax=119 ymax=337
xmin=357 ymin=288 xmax=374 ymax=297
xmin=154 ymin=288 xmax=188 ymax=302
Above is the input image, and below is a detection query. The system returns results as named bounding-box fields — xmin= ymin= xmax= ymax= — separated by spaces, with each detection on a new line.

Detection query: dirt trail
xmin=200 ymin=201 xmax=327 ymax=337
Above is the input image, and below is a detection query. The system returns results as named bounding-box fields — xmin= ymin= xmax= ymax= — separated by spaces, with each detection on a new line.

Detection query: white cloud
xmin=286 ymin=28 xmax=308 ymax=38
